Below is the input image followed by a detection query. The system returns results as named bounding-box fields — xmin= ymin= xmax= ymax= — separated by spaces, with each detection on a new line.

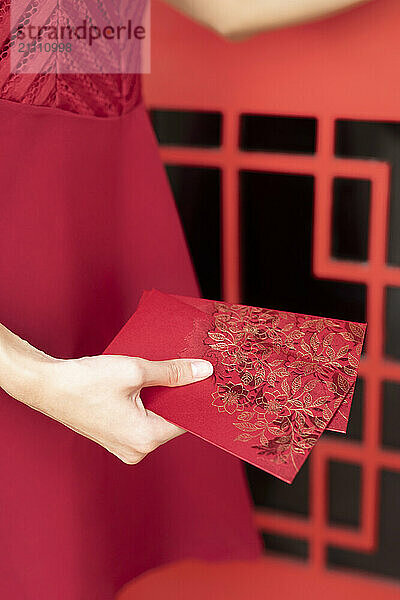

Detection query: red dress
xmin=0 ymin=11 xmax=261 ymax=600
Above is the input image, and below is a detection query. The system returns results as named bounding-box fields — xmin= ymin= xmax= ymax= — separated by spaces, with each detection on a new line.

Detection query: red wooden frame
xmin=143 ymin=0 xmax=400 ymax=576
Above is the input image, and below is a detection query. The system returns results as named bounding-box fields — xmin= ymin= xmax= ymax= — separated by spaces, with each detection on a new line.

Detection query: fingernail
xmin=191 ymin=360 xmax=214 ymax=380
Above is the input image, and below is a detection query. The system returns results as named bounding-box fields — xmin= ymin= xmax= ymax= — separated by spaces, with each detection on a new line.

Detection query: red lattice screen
xmin=143 ymin=0 xmax=400 ymax=576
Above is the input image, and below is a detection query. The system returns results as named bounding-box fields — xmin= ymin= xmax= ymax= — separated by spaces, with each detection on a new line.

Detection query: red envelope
xmin=104 ymin=289 xmax=366 ymax=483
xmin=168 ymin=294 xmax=355 ymax=433
xmin=139 ymin=290 xmax=362 ymax=433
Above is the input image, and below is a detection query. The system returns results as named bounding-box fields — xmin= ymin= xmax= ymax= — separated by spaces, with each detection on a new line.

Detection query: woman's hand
xmin=0 ymin=323 xmax=213 ymax=464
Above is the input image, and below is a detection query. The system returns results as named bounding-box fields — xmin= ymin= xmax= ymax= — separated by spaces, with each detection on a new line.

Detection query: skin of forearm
xmin=0 ymin=323 xmax=54 ymax=411
xmin=163 ymin=0 xmax=371 ymax=37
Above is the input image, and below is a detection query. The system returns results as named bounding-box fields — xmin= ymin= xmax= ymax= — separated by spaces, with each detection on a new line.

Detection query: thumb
xmin=138 ymin=358 xmax=214 ymax=388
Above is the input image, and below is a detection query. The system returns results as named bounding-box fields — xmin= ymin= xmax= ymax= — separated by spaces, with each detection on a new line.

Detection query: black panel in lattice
xmin=151 ymin=109 xmax=222 ymax=147
xmin=382 ymin=381 xmax=400 ymax=449
xmin=332 ymin=177 xmax=370 ymax=262
xmin=166 ymin=165 xmax=221 ymax=299
xmin=328 ymin=461 xmax=361 ymax=528
xmin=262 ymin=532 xmax=309 ymax=560
xmin=240 ymin=114 xmax=316 ymax=154
xmin=385 ymin=287 xmax=400 ymax=361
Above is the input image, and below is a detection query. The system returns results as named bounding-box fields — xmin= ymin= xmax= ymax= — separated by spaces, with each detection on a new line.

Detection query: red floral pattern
xmin=203 ymin=302 xmax=366 ymax=472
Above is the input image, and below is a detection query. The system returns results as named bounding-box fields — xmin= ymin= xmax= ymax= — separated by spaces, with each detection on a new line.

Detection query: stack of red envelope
xmin=104 ymin=289 xmax=366 ymax=483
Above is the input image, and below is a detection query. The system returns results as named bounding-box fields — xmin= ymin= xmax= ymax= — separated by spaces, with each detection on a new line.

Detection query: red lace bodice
xmin=0 ymin=0 xmax=141 ymax=117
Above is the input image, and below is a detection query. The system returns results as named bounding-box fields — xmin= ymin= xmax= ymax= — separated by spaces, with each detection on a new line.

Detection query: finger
xmin=138 ymin=358 xmax=213 ymax=388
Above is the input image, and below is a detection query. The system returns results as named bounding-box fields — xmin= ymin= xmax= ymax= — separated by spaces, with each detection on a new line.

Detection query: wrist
xmin=0 ymin=325 xmax=55 ymax=409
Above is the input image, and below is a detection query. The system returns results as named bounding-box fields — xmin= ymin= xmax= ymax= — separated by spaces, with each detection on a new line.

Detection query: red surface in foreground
xmin=119 ymin=557 xmax=400 ymax=600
